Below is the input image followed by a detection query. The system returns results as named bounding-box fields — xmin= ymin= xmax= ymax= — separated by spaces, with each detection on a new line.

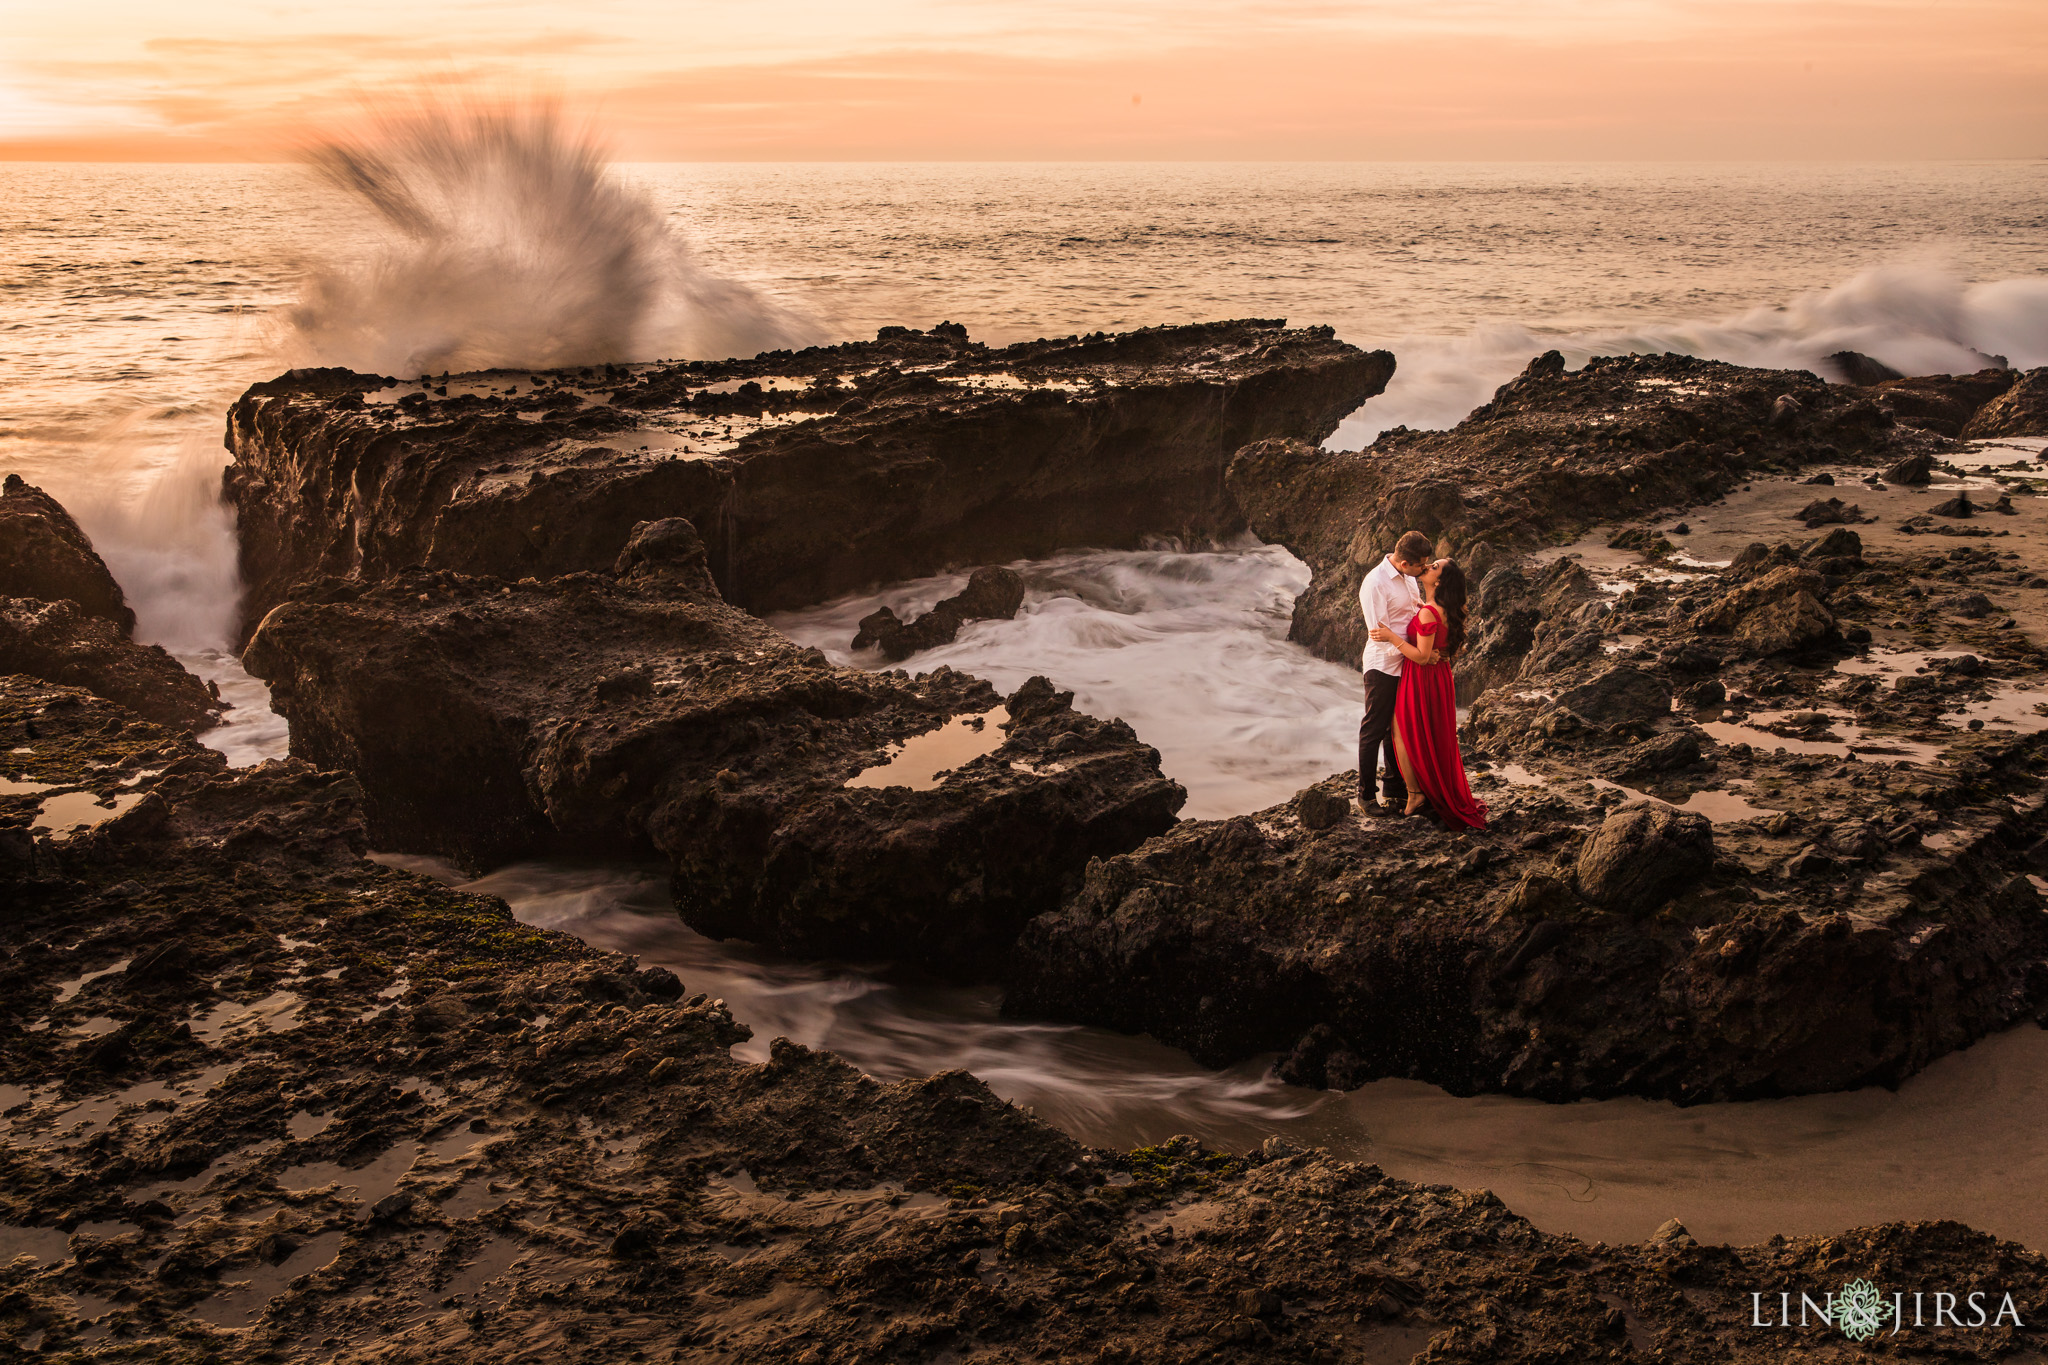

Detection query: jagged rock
xmin=1772 ymin=395 xmax=1804 ymax=427
xmin=1882 ymin=451 xmax=1935 ymax=485
xmin=1960 ymin=366 xmax=2048 ymax=438
xmin=1792 ymin=496 xmax=1861 ymax=527
xmin=1942 ymin=592 xmax=1994 ymax=619
xmin=0 ymin=474 xmax=134 ymax=633
xmin=1803 ymin=527 xmax=1864 ymax=563
xmin=1823 ymin=350 xmax=1903 ymax=385
xmin=852 ymin=566 xmax=1027 ymax=660
xmin=1873 ymin=369 xmax=2016 ymax=436
xmin=243 ymin=519 xmax=1183 ymax=973
xmin=1620 ymin=729 xmax=1703 ymax=774
xmin=1574 ymin=805 xmax=1714 ymax=915
xmin=1733 ymin=591 xmax=1835 ymax=656
xmin=223 ymin=320 xmax=1392 ymax=641
xmin=1692 ymin=565 xmax=1828 ymax=631
xmin=0 ymin=597 xmax=220 ymax=732
xmin=1800 ymin=471 xmax=1833 ymax=485
xmin=1929 ymin=492 xmax=1975 ymax=518
xmin=1553 ymin=666 xmax=1671 ymax=726
xmin=1294 ymin=784 xmax=1350 ymax=831
xmin=1224 ymin=352 xmax=1930 ymax=670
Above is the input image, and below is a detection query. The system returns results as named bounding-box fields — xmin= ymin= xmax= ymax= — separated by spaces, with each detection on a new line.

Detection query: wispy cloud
xmin=1 ymin=0 xmax=2043 ymax=159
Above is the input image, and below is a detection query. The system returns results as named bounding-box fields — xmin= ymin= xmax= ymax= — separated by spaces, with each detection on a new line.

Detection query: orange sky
xmin=3 ymin=1 xmax=2045 ymax=160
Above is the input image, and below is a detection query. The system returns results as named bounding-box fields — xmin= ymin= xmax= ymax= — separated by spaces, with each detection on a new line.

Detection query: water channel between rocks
xmin=228 ymin=539 xmax=2048 ymax=1252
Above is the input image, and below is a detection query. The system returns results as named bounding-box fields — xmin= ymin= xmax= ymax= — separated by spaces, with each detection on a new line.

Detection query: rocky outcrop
xmin=1011 ymin=518 xmax=2048 ymax=1103
xmin=1007 ymin=732 xmax=2048 ymax=1103
xmin=242 ymin=518 xmax=1183 ymax=974
xmin=7 ymin=683 xmax=2043 ymax=1361
xmin=1872 ymin=368 xmax=2017 ymax=436
xmin=853 ymin=565 xmax=1026 ymax=659
xmin=1962 ymin=366 xmax=2048 ymax=438
xmin=1225 ymin=351 xmax=1931 ymax=670
xmin=223 ymin=320 xmax=1394 ymax=642
xmin=0 ymin=474 xmax=134 ymax=633
xmin=0 ymin=597 xmax=221 ymax=732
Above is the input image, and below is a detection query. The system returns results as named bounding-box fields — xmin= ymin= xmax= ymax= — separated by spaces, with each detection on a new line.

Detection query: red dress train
xmin=1395 ymin=607 xmax=1488 ymax=831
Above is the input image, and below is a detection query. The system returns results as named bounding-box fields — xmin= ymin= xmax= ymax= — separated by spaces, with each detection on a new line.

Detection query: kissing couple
xmin=1356 ymin=529 xmax=1488 ymax=830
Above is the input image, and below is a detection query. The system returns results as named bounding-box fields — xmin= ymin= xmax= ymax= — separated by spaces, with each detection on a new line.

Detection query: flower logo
xmin=1835 ymin=1279 xmax=1888 ymax=1342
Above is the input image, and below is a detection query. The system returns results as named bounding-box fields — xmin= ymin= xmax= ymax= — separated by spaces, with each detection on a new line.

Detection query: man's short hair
xmin=1394 ymin=530 xmax=1434 ymax=565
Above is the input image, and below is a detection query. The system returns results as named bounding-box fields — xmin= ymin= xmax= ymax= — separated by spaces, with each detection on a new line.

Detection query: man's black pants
xmin=1359 ymin=668 xmax=1406 ymax=805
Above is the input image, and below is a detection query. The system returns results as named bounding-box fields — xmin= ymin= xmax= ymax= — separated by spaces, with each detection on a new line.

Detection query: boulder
xmin=1881 ymin=452 xmax=1935 ymax=485
xmin=1873 ymin=370 xmax=2017 ymax=436
xmin=1553 ymin=665 xmax=1672 ymax=726
xmin=1803 ymin=528 xmax=1863 ymax=563
xmin=1929 ymin=492 xmax=1975 ymax=518
xmin=0 ymin=475 xmax=134 ymax=633
xmin=1960 ymin=367 xmax=2048 ymax=438
xmin=0 ymin=597 xmax=220 ymax=731
xmin=1733 ymin=591 xmax=1835 ymax=656
xmin=1793 ymin=497 xmax=1861 ymax=528
xmin=1824 ymin=351 xmax=1904 ymax=385
xmin=1573 ymin=805 xmax=1714 ymax=915
xmin=852 ymin=566 xmax=1027 ymax=660
xmin=243 ymin=518 xmax=1184 ymax=974
xmin=1690 ymin=565 xmax=1828 ymax=632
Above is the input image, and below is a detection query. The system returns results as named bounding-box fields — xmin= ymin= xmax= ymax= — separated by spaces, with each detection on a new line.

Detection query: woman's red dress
xmin=1396 ymin=607 xmax=1488 ymax=830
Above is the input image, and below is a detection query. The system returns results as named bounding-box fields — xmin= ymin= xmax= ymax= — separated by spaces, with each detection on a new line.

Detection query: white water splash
xmin=282 ymin=104 xmax=819 ymax=376
xmin=769 ymin=541 xmax=1362 ymax=820
xmin=1335 ymin=264 xmax=2048 ymax=448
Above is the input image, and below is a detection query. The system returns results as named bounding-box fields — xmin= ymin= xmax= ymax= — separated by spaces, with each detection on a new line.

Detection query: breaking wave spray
xmin=282 ymin=102 xmax=818 ymax=375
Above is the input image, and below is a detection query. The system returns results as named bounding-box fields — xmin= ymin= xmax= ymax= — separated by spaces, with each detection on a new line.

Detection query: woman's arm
xmin=1367 ymin=608 xmax=1441 ymax=664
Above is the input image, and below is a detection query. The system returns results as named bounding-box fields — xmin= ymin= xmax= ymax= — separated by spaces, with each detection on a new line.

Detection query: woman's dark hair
xmin=1436 ymin=560 xmax=1469 ymax=660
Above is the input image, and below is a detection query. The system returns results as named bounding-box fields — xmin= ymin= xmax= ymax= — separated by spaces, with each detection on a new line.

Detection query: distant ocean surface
xmin=3 ymin=159 xmax=2046 ymax=651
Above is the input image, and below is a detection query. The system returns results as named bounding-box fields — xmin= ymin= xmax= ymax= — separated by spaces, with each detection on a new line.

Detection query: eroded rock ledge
xmin=242 ymin=518 xmax=1184 ymax=975
xmin=224 ymin=319 xmax=1393 ymax=642
xmin=5 ymin=676 xmax=2046 ymax=1362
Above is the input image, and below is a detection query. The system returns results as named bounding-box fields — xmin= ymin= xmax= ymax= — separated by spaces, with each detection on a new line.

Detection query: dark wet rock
xmin=0 ymin=597 xmax=221 ymax=732
xmin=1882 ymin=451 xmax=1936 ymax=485
xmin=1799 ymin=470 xmax=1833 ymax=485
xmin=1793 ymin=496 xmax=1863 ymax=528
xmin=1930 ymin=491 xmax=1976 ymax=518
xmin=1942 ymin=591 xmax=1995 ymax=619
xmin=1678 ymin=678 xmax=1726 ymax=708
xmin=852 ymin=565 xmax=1027 ymax=660
xmin=0 ymin=474 xmax=134 ymax=633
xmin=1733 ymin=590 xmax=1836 ymax=656
xmin=1007 ymin=745 xmax=2048 ymax=1103
xmin=243 ymin=520 xmax=1182 ymax=974
xmin=1770 ymin=394 xmax=1803 ymax=427
xmin=1225 ymin=351 xmax=1931 ymax=671
xmin=1574 ymin=805 xmax=1714 ymax=915
xmin=223 ymin=320 xmax=1392 ymax=642
xmin=1294 ymin=784 xmax=1350 ymax=831
xmin=1872 ymin=369 xmax=2017 ymax=436
xmin=1960 ymin=366 xmax=2048 ymax=438
xmin=1823 ymin=350 xmax=1904 ymax=385
xmin=1802 ymin=526 xmax=1864 ymax=564
xmin=1554 ymin=665 xmax=1671 ymax=726
xmin=1618 ymin=729 xmax=1703 ymax=775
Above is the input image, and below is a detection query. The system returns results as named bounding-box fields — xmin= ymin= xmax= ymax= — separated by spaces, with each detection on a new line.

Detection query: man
xmin=1357 ymin=529 xmax=1433 ymax=815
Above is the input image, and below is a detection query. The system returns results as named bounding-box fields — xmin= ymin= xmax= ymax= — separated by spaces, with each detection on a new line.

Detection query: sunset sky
xmin=3 ymin=0 xmax=2044 ymax=161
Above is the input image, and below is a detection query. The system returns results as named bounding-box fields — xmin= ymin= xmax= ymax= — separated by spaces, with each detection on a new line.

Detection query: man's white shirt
xmin=1360 ymin=556 xmax=1422 ymax=677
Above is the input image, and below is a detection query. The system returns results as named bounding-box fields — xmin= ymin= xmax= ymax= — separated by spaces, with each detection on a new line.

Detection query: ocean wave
xmin=281 ymin=102 xmax=820 ymax=376
xmin=1334 ymin=264 xmax=2048 ymax=447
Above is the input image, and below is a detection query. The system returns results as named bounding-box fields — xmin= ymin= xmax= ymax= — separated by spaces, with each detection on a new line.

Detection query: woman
xmin=1368 ymin=559 xmax=1488 ymax=830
